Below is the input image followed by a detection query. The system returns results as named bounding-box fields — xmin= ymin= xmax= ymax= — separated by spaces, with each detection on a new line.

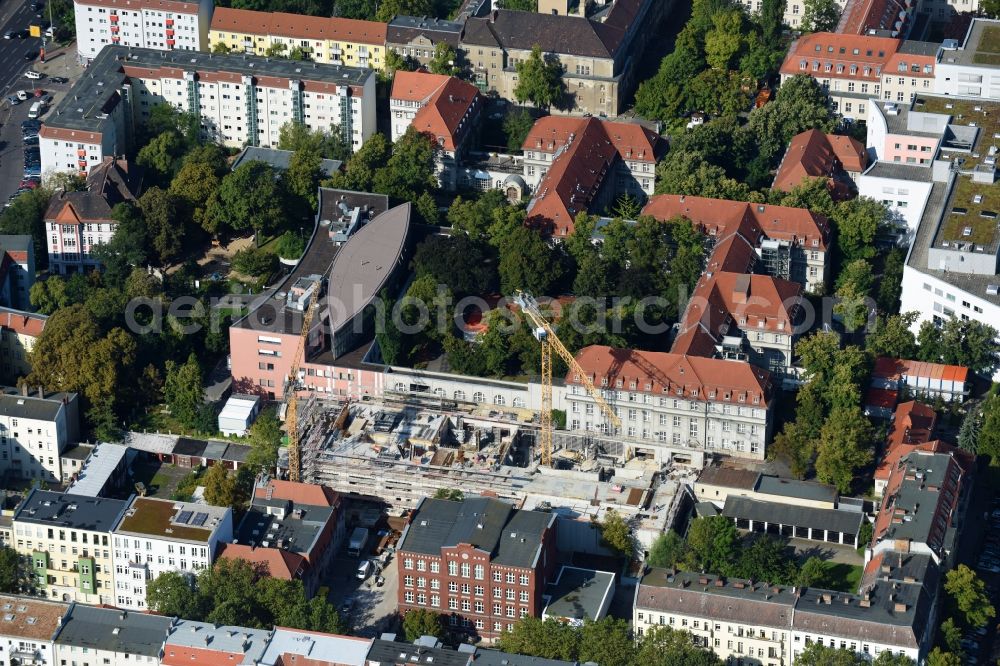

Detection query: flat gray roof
xmin=54 ymin=605 xmax=173 ymax=656
xmin=723 ymin=496 xmax=863 ymax=536
xmin=232 ymin=147 xmax=342 ymax=177
xmin=14 ymin=490 xmax=128 ymax=532
xmin=45 ymin=46 xmax=375 ymax=135
xmin=165 ymin=621 xmax=270 ymax=662
xmin=941 ymin=18 xmax=1000 ymax=68
xmin=543 ymin=567 xmax=614 ymax=622
xmin=864 ymin=161 xmax=935 ymax=182
xmin=754 ymin=476 xmax=838 ymax=504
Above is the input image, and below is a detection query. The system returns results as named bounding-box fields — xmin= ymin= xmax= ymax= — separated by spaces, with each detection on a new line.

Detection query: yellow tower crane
xmin=514 ymin=291 xmax=622 ymax=467
xmin=285 ymin=287 xmax=320 ymax=483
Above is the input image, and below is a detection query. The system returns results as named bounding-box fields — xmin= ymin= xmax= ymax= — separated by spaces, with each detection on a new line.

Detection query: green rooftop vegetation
xmin=116 ymin=498 xmax=215 ymax=541
xmin=939 ymin=177 xmax=1000 ymax=247
xmin=973 ymin=26 xmax=1000 ymax=65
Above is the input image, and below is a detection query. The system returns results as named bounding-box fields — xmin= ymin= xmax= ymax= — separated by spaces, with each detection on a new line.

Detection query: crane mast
xmin=285 ymin=288 xmax=320 ymax=483
xmin=514 ymin=291 xmax=622 ymax=466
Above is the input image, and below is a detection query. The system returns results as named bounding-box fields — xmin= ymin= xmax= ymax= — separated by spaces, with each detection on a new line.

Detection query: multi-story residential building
xmin=934 ymin=19 xmax=1000 ymax=100
xmin=73 ymin=0 xmax=213 ymax=62
xmin=396 ymin=496 xmax=557 ymax=640
xmin=389 ymin=72 xmax=483 ymax=191
xmin=40 ymin=46 xmax=376 ymax=182
xmin=566 ymin=345 xmax=775 ymax=461
xmin=871 ymin=447 xmax=972 ymax=566
xmin=459 ymin=0 xmax=666 ymax=116
xmin=162 ymin=621 xmax=271 ymax=666
xmin=780 ymin=34 xmax=937 ymax=121
xmin=634 ymin=558 xmax=938 ymax=665
xmin=110 ymin=497 xmax=232 ymax=609
xmin=0 ymin=308 xmax=46 ymax=383
xmin=53 ymin=603 xmax=173 ymax=666
xmin=0 ymin=388 xmax=80 ymax=485
xmin=387 ymin=16 xmax=465 ymax=71
xmin=772 ymin=129 xmax=867 ymax=200
xmin=44 ymin=158 xmax=142 ymax=275
xmin=0 ymin=595 xmax=69 ymax=666
xmin=13 ymin=491 xmax=128 ymax=604
xmin=221 ymin=478 xmax=342 ymax=598
xmin=643 ymin=195 xmax=831 ymax=295
xmin=207 ymin=8 xmax=387 ymax=70
xmin=522 ymin=116 xmax=664 ymax=236
xmin=736 ymin=0 xmax=847 ymax=30
xmin=0 ymin=237 xmax=36 ymax=312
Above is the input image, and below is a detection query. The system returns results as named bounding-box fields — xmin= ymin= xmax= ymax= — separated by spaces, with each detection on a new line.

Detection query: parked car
xmin=3 ymin=30 xmax=13 ymax=39
xmin=24 ymin=70 xmax=42 ymax=80
xmin=7 ymin=96 xmax=21 ymax=106
xmin=30 ymin=2 xmax=43 ymax=11
xmin=23 ymin=137 xmax=39 ymax=146
xmin=15 ymin=90 xmax=29 ymax=101
xmin=39 ymin=94 xmax=52 ymax=106
xmin=23 ymin=51 xmax=38 ymax=61
xmin=18 ymin=180 xmax=38 ymax=190
xmin=48 ymin=76 xmax=67 ymax=84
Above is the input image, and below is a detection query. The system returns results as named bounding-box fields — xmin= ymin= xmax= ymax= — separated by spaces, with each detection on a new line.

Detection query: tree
xmin=496 ymin=617 xmax=580 ymax=661
xmin=277 ymin=121 xmax=350 ymax=161
xmin=797 ymin=556 xmax=832 ymax=588
xmin=834 ymin=197 xmax=886 ymax=263
xmin=497 ymin=226 xmax=563 ymax=295
xmin=245 ymin=411 xmax=283 ymax=472
xmin=513 ymin=45 xmax=564 ymax=110
xmin=163 ymin=353 xmax=204 ymax=428
xmin=0 ymin=546 xmax=20 ymax=592
xmin=0 ymin=186 xmax=53 ymax=268
xmin=412 ymin=234 xmax=497 ymax=296
xmin=428 ymin=41 xmax=460 ymax=76
xmin=146 ymin=570 xmax=204 ymax=618
xmin=654 ymin=150 xmax=752 ymax=201
xmin=503 ymin=108 xmax=536 ymax=153
xmin=648 ymin=531 xmax=686 ymax=568
xmin=497 ymin=0 xmax=536 ymax=8
xmin=866 ymin=312 xmax=918 ymax=359
xmin=433 ymin=488 xmax=464 ymax=501
xmin=815 ymin=406 xmax=874 ymax=494
xmin=384 ymin=49 xmax=416 ymax=78
xmin=329 ymin=132 xmax=389 ymax=192
xmin=372 ymin=127 xmax=438 ymax=200
xmin=925 ymin=649 xmax=961 ymax=666
xmin=945 ymin=564 xmax=996 ymax=628
xmin=137 ymin=131 xmax=185 ymax=182
xmin=834 ymin=272 xmax=872 ymax=332
xmin=600 ymin=509 xmax=633 ymax=557
xmin=917 ymin=318 xmax=1000 ymax=377
xmin=730 ymin=536 xmax=796 ymax=584
xmin=90 ymin=203 xmax=151 ymax=277
xmin=232 ymin=247 xmax=279 ymax=278
xmin=578 ymin=618 xmax=635 ymax=666
xmin=634 ymin=627 xmax=724 ymax=666
xmin=801 ymin=0 xmax=841 ymax=31
xmin=138 ymin=187 xmax=185 ymax=265
xmin=170 ymin=161 xmax=222 ymax=232
xmin=210 ymin=161 xmax=285 ymax=237
xmin=402 ymin=609 xmax=443 ymax=641
xmin=758 ymin=0 xmax=786 ymax=42
xmin=877 ymin=247 xmax=906 ymax=313
xmin=283 ymin=148 xmax=324 ymax=211
xmin=704 ymin=10 xmax=744 ymax=71
xmin=794 ymin=643 xmax=867 ymax=666
xmin=685 ymin=515 xmax=738 ymax=574
xmin=202 ymin=464 xmax=239 ymax=507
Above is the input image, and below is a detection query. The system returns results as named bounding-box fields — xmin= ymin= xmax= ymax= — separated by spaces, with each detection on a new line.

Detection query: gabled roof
xmin=872 ymin=357 xmax=970 ymax=384
xmin=463 ymin=10 xmax=617 ymax=58
xmin=0 ymin=307 xmax=46 ymax=337
xmin=569 ymin=345 xmax=774 ymax=405
xmin=44 ymin=158 xmax=141 ymax=224
xmin=780 ymin=32 xmax=902 ymax=80
xmin=836 ymin=0 xmax=910 ymax=35
xmin=772 ymin=130 xmax=867 ymax=195
xmin=209 ymin=7 xmax=386 ymax=45
xmin=253 ymin=479 xmax=339 ymax=508
xmin=392 ymin=72 xmax=482 ymax=152
xmin=217 ymin=543 xmax=307 ymax=581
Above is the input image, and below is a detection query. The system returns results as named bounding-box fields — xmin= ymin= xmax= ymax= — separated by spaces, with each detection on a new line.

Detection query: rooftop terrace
xmin=115 ymin=497 xmax=228 ymax=542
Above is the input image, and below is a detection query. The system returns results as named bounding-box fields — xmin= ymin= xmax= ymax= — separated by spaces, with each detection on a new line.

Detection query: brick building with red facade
xmin=396 ymin=496 xmax=557 ymax=640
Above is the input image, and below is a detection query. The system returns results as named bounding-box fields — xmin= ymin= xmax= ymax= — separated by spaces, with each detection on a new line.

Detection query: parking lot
xmin=327 ymin=540 xmax=400 ymax=637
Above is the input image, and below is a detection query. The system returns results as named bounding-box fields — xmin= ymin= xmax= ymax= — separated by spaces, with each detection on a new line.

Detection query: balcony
xmin=165 ymin=18 xmax=174 ymax=26
xmin=110 ymin=25 xmax=119 ymax=33
xmin=76 ymin=149 xmax=86 ymax=157
xmin=109 ymin=14 xmax=118 ymax=22
xmin=166 ymin=29 xmax=174 ymax=37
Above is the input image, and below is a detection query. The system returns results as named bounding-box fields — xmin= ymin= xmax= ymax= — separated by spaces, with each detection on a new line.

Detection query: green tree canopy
xmin=428 ymin=42 xmax=460 ymax=75
xmin=0 ymin=546 xmax=20 ymax=592
xmin=648 ymin=531 xmax=687 ymax=569
xmin=801 ymin=0 xmax=841 ymax=31
xmin=685 ymin=515 xmax=738 ymax=574
xmin=210 ymin=161 xmax=285 ymax=237
xmin=634 ymin=626 xmax=725 ymax=666
xmin=402 ymin=609 xmax=444 ymax=641
xmin=513 ymin=45 xmax=565 ymax=110
xmin=945 ymin=564 xmax=996 ymax=628
xmin=163 ymin=353 xmax=204 ymax=428
xmin=600 ymin=509 xmax=633 ymax=557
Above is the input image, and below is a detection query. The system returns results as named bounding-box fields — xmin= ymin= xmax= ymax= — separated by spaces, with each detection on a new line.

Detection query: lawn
xmin=824 ymin=563 xmax=864 ymax=593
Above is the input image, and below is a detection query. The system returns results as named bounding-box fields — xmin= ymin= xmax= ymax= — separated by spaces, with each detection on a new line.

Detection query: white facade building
xmin=934 ymin=20 xmax=1000 ymax=100
xmin=111 ymin=497 xmax=232 ymax=609
xmin=41 ymin=46 xmax=376 ymax=183
xmin=53 ymin=604 xmax=172 ymax=666
xmin=74 ymin=0 xmax=213 ymax=62
xmin=0 ymin=388 xmax=79 ymax=484
xmin=0 ymin=596 xmax=69 ymax=666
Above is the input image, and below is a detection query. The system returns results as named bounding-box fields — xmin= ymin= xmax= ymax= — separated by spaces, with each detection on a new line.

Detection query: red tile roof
xmin=836 ymin=0 xmax=910 ymax=35
xmin=210 ymin=7 xmax=387 ymax=45
xmin=876 ymin=401 xmax=939 ymax=482
xmin=772 ymin=130 xmax=867 ymax=196
xmin=392 ymin=72 xmax=482 ymax=152
xmin=524 ymin=117 xmax=664 ymax=236
xmin=217 ymin=543 xmax=307 ymax=581
xmin=780 ymin=32 xmax=901 ymax=81
xmin=865 ymin=387 xmax=899 ymax=411
xmin=0 ymin=310 xmax=46 ymax=338
xmin=642 ymin=195 xmax=831 ymax=252
xmin=872 ymin=357 xmax=970 ymax=384
xmin=569 ymin=345 xmax=774 ymax=405
xmin=253 ymin=479 xmax=339 ymax=507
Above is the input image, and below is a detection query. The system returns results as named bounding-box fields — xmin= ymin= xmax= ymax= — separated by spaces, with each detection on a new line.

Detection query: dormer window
xmin=850 ymin=64 xmax=857 ymax=75
xmin=630 ymin=381 xmax=637 ymax=389
xmin=709 ymin=390 xmax=716 ymax=398
xmin=573 ymin=374 xmax=580 ymax=382
xmin=601 ymin=378 xmax=608 ymax=386
xmin=753 ymin=395 xmax=761 ymax=405
xmin=738 ymin=393 xmax=746 ymax=403
xmin=645 ymin=383 xmax=652 ymax=391
xmin=616 ymin=379 xmax=623 ymax=388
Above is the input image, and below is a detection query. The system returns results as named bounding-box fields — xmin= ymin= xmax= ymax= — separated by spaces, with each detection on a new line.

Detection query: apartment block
xmin=566 ymin=345 xmax=774 ymax=461
xmin=13 ymin=491 xmax=128 ymax=604
xmin=0 ymin=236 xmax=36 ymax=312
xmin=389 ymin=72 xmax=483 ymax=191
xmin=208 ymin=8 xmax=387 ymax=70
xmin=53 ymin=604 xmax=173 ymax=666
xmin=634 ymin=557 xmax=937 ymax=665
xmin=459 ymin=0 xmax=664 ymax=116
xmin=387 ymin=16 xmax=464 ymax=70
xmin=44 ymin=158 xmax=142 ymax=275
xmin=522 ymin=116 xmax=663 ymax=237
xmin=40 ymin=46 xmax=376 ymax=182
xmin=110 ymin=497 xmax=233 ymax=609
xmin=0 ymin=595 xmax=70 ymax=666
xmin=74 ymin=0 xmax=213 ymax=62
xmin=0 ymin=388 xmax=80 ymax=485
xmin=780 ymin=34 xmax=937 ymax=121
xmin=0 ymin=309 xmax=46 ymax=384
xmin=396 ymin=496 xmax=557 ymax=640
xmin=935 ymin=20 xmax=1000 ymax=101
xmin=735 ymin=0 xmax=847 ymax=30
xmin=772 ymin=130 xmax=867 ymax=201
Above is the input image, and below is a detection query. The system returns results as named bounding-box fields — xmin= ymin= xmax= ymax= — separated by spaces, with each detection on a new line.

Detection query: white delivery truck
xmin=347 ymin=527 xmax=369 ymax=557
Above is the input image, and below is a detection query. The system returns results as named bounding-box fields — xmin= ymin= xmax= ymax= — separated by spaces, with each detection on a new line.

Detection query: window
xmin=474 ymin=564 xmax=484 ymax=580
xmin=461 ymin=563 xmax=470 ymax=578
xmin=448 ymin=561 xmax=458 ymax=576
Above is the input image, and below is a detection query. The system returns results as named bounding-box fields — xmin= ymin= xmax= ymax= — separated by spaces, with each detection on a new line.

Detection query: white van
xmin=27 ymin=102 xmax=41 ymax=119
xmin=356 ymin=559 xmax=372 ymax=580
